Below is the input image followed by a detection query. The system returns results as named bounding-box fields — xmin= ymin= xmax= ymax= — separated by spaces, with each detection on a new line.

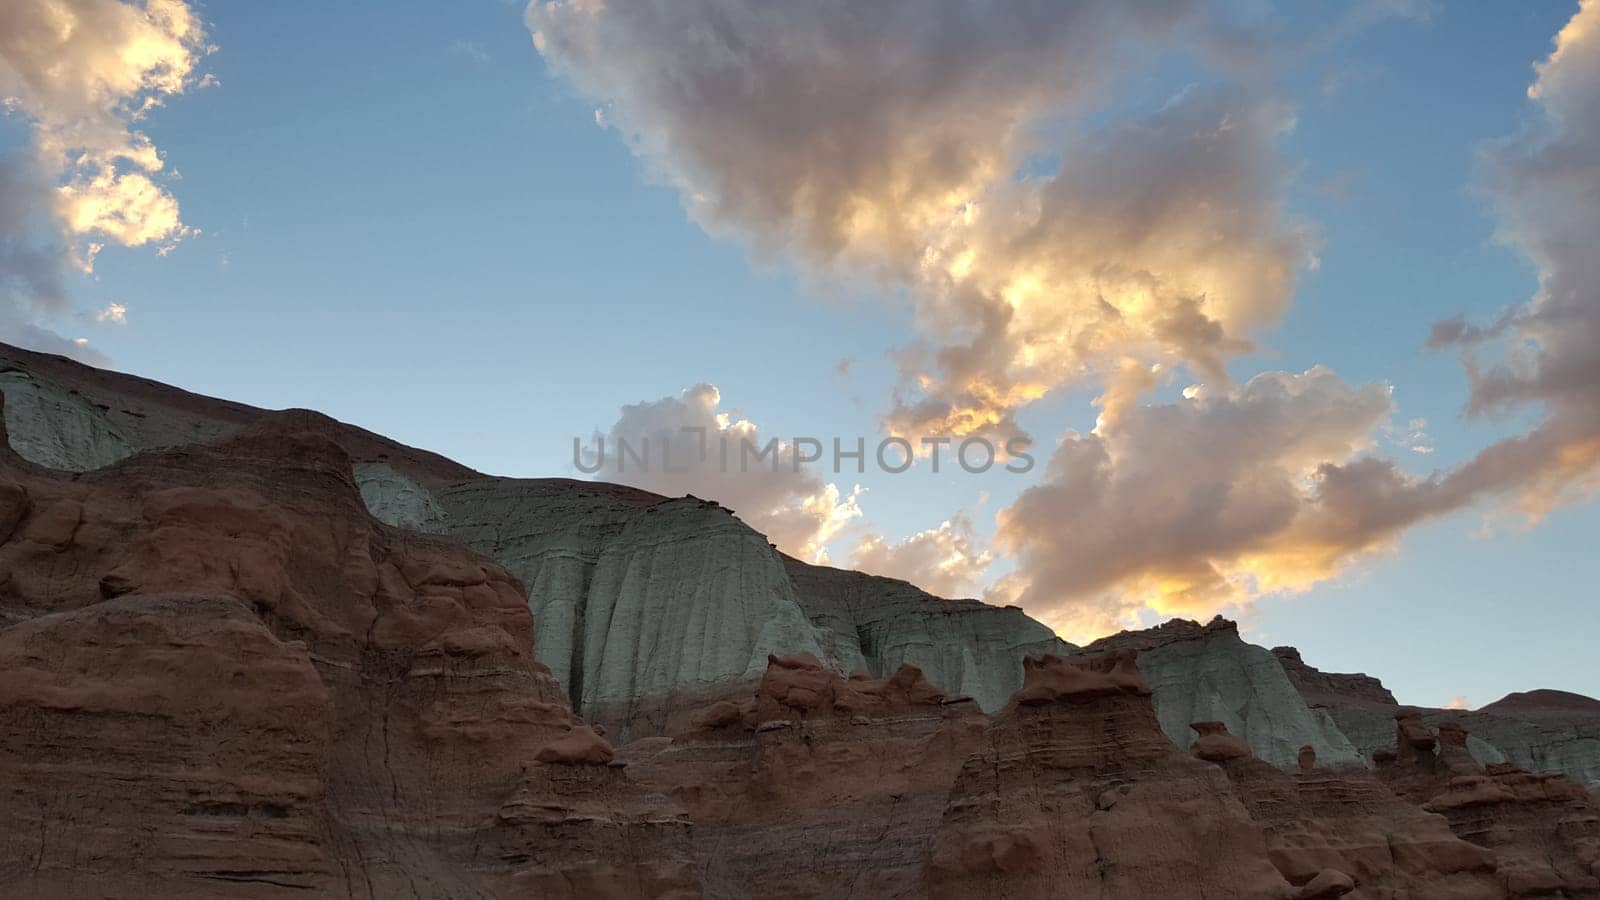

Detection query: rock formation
xmin=781 ymin=556 xmax=1072 ymax=711
xmin=4 ymin=341 xmax=1600 ymax=896
xmin=0 ymin=343 xmax=1070 ymax=742
xmin=1441 ymin=691 xmax=1600 ymax=789
xmin=1082 ymin=617 xmax=1365 ymax=769
xmin=0 ymin=397 xmax=696 ymax=897
xmin=8 ymin=342 xmax=1594 ymax=784
xmin=923 ymin=653 xmax=1295 ymax=898
xmin=1273 ymin=638 xmax=1600 ymax=788
xmin=620 ymin=654 xmax=981 ymax=897
xmin=1374 ymin=714 xmax=1600 ymax=895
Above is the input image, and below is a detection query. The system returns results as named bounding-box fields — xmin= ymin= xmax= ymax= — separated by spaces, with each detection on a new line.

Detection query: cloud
xmin=451 ymin=39 xmax=490 ymax=64
xmin=533 ymin=0 xmax=1600 ymax=642
xmin=850 ymin=512 xmax=993 ymax=599
xmin=1430 ymin=0 xmax=1600 ymax=517
xmin=1001 ymin=0 xmax=1600 ymax=645
xmin=0 ymin=0 xmax=207 ymax=259
xmin=0 ymin=155 xmax=103 ymax=361
xmin=528 ymin=1 xmax=1315 ymax=443
xmin=992 ymin=366 xmax=1447 ymax=639
xmin=582 ymin=384 xmax=862 ymax=563
xmin=0 ymin=0 xmax=205 ymax=356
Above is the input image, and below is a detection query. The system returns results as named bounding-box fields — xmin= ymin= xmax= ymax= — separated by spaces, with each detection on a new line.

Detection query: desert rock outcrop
xmin=0 ymin=396 xmax=696 ymax=897
xmin=1 ymin=343 xmax=1070 ymax=743
xmin=4 ymin=343 xmax=1600 ymax=897
xmin=1082 ymin=617 xmax=1365 ymax=769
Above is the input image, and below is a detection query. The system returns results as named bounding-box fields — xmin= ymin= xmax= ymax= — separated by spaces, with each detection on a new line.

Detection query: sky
xmin=2 ymin=0 xmax=1597 ymax=708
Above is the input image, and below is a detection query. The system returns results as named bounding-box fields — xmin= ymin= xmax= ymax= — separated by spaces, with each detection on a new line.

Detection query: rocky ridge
xmin=0 ymin=343 xmax=1065 ymax=740
xmin=0 ymin=396 xmax=696 ymax=897
xmin=1 ymin=373 xmax=1598 ymax=894
xmin=1 ymin=341 xmax=1596 ymax=781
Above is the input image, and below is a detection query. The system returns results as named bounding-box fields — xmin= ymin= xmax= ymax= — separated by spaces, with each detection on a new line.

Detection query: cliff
xmin=0 ymin=343 xmax=1069 ymax=741
xmin=2 ymin=385 xmax=1596 ymax=895
xmin=1080 ymin=617 xmax=1366 ymax=769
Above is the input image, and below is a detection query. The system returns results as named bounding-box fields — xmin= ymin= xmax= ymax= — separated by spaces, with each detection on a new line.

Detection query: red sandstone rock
xmin=536 ymin=723 xmax=617 ymax=765
xmin=0 ymin=403 xmax=695 ymax=898
xmin=925 ymin=654 xmax=1292 ymax=898
xmin=1294 ymin=867 xmax=1355 ymax=898
xmin=1191 ymin=720 xmax=1255 ymax=762
xmin=1011 ymin=648 xmax=1150 ymax=704
xmin=1374 ymin=713 xmax=1600 ymax=896
xmin=620 ymin=655 xmax=982 ymax=896
xmin=5 ymin=366 xmax=1600 ymax=898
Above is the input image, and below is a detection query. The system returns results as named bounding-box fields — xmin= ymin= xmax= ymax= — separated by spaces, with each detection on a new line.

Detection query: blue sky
xmin=3 ymin=1 xmax=1596 ymax=707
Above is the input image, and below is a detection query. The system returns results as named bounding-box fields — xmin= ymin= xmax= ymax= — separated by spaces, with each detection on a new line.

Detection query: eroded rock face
xmin=5 ymin=342 xmax=1600 ymax=897
xmin=1436 ymin=692 xmax=1600 ymax=790
xmin=1082 ymin=617 xmax=1365 ymax=769
xmin=620 ymin=654 xmax=984 ymax=898
xmin=1211 ymin=730 xmax=1504 ymax=898
xmin=0 ymin=593 xmax=337 ymax=892
xmin=782 ymin=558 xmax=1074 ymax=714
xmin=925 ymin=653 xmax=1292 ymax=898
xmin=613 ymin=653 xmax=1600 ymax=899
xmin=1375 ymin=714 xmax=1600 ymax=896
xmin=0 ymin=399 xmax=696 ymax=898
xmin=1272 ymin=638 xmax=1597 ymax=788
xmin=353 ymin=475 xmax=1075 ymax=738
xmin=1273 ymin=645 xmax=1397 ymax=708
xmin=0 ymin=343 xmax=1071 ymax=742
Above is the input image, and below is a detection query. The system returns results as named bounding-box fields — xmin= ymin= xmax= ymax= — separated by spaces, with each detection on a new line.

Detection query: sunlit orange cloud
xmin=0 ymin=0 xmax=209 ymax=266
xmin=530 ymin=2 xmax=1315 ymax=447
xmin=533 ymin=0 xmax=1600 ymax=642
xmin=1003 ymin=0 xmax=1600 ymax=640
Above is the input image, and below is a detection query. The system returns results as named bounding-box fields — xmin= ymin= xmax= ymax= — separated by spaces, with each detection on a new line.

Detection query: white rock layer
xmin=1080 ymin=618 xmax=1365 ymax=769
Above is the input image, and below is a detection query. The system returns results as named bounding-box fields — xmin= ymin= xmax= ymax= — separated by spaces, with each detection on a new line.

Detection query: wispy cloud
xmin=450 ymin=39 xmax=490 ymax=64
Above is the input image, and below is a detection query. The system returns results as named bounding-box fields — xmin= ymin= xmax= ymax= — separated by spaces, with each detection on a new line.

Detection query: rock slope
xmin=0 ymin=343 xmax=1071 ymax=739
xmin=0 ymin=397 xmax=696 ymax=897
xmin=1080 ymin=617 xmax=1365 ymax=769
xmin=2 ymin=341 xmax=1595 ymax=779
xmin=782 ymin=556 xmax=1072 ymax=711
xmin=1271 ymin=639 xmax=1600 ymax=788
xmin=2 ymin=386 xmax=1597 ymax=895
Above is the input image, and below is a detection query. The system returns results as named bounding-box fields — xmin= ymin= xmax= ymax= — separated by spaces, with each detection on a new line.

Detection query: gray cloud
xmin=584 ymin=384 xmax=863 ymax=563
xmin=1442 ymin=0 xmax=1600 ymax=503
xmin=0 ymin=154 xmax=103 ymax=362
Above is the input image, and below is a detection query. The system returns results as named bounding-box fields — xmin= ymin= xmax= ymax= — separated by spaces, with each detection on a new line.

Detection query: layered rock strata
xmin=0 ymin=399 xmax=696 ymax=897
xmin=3 ymin=341 xmax=1596 ymax=786
xmin=0 ymin=343 xmax=1072 ymax=741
